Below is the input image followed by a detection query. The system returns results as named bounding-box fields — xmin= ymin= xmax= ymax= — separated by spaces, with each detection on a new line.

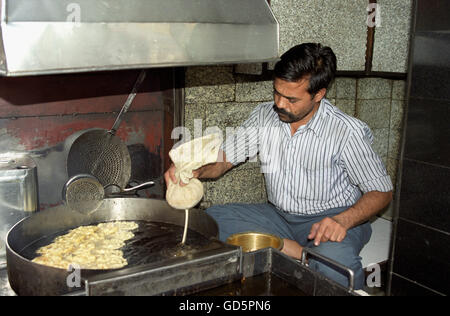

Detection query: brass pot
xmin=226 ymin=232 xmax=284 ymax=252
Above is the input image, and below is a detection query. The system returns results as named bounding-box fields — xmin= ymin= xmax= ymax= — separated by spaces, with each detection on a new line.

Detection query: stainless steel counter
xmin=0 ymin=248 xmax=358 ymax=296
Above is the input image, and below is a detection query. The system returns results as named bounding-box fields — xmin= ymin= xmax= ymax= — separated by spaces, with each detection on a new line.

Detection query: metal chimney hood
xmin=0 ymin=0 xmax=279 ymax=77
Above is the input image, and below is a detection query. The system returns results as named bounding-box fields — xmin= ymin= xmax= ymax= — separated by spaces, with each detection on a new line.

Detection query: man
xmin=165 ymin=43 xmax=393 ymax=290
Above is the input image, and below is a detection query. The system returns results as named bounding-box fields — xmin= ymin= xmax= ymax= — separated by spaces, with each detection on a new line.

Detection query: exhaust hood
xmin=0 ymin=0 xmax=279 ymax=77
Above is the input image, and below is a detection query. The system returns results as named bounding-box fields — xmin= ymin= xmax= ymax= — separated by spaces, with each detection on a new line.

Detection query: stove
xmin=1 ymin=245 xmax=359 ymax=296
xmin=55 ymin=247 xmax=357 ymax=296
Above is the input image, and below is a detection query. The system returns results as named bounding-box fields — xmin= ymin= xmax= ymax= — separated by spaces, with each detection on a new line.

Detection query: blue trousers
xmin=206 ymin=203 xmax=372 ymax=290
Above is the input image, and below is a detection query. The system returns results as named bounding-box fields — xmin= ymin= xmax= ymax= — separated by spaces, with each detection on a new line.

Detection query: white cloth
xmin=166 ymin=133 xmax=222 ymax=209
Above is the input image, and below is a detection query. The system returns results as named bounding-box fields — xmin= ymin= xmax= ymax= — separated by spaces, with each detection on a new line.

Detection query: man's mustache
xmin=273 ymin=104 xmax=290 ymax=116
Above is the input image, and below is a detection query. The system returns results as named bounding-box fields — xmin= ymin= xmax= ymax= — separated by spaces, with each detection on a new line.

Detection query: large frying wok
xmin=6 ymin=198 xmax=218 ymax=296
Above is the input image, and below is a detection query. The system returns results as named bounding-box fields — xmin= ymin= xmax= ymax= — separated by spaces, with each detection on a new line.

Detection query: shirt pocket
xmin=297 ymin=158 xmax=334 ymax=202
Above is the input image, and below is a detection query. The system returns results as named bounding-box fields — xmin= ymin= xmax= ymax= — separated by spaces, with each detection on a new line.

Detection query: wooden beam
xmin=365 ymin=0 xmax=378 ymax=74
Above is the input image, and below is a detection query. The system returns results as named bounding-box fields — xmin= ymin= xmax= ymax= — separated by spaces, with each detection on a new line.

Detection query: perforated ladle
xmin=63 ymin=174 xmax=154 ymax=214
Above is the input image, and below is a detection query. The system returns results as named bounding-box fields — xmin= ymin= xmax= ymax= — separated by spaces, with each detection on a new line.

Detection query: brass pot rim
xmin=226 ymin=231 xmax=284 ymax=252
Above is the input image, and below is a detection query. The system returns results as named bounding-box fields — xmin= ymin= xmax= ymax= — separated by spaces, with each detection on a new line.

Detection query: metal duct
xmin=0 ymin=0 xmax=279 ymax=76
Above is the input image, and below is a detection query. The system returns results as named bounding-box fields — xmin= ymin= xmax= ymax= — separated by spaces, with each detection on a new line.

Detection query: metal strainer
xmin=62 ymin=174 xmax=105 ymax=214
xmin=63 ymin=174 xmax=155 ymax=214
xmin=67 ymin=129 xmax=131 ymax=188
xmin=66 ymin=70 xmax=147 ymax=189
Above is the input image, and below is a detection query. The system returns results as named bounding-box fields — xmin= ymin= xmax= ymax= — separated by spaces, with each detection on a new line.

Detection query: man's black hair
xmin=273 ymin=43 xmax=337 ymax=96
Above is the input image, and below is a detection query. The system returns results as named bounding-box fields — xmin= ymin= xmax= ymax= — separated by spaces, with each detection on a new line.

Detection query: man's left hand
xmin=308 ymin=217 xmax=347 ymax=246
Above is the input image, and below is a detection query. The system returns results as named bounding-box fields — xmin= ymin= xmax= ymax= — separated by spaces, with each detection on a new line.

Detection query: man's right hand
xmin=164 ymin=150 xmax=232 ymax=188
xmin=164 ymin=163 xmax=179 ymax=186
xmin=164 ymin=163 xmax=203 ymax=188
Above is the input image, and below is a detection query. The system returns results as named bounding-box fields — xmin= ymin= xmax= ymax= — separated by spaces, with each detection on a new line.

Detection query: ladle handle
xmin=104 ymin=180 xmax=155 ymax=196
xmin=110 ymin=70 xmax=147 ymax=135
xmin=122 ymin=180 xmax=155 ymax=192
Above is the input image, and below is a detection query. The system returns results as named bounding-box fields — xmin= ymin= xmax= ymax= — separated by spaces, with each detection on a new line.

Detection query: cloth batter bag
xmin=166 ymin=133 xmax=222 ymax=209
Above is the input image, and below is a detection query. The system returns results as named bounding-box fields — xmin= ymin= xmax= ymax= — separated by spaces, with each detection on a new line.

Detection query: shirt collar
xmin=273 ymin=99 xmax=328 ymax=139
xmin=306 ymin=98 xmax=327 ymax=138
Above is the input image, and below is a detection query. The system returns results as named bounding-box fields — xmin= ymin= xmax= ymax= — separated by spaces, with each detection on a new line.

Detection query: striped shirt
xmin=222 ymin=99 xmax=393 ymax=215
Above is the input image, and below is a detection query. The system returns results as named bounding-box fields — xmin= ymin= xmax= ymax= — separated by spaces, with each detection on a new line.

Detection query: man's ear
xmin=314 ymin=88 xmax=327 ymax=103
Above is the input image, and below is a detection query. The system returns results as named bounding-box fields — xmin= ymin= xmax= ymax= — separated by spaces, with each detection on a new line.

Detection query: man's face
xmin=273 ymin=77 xmax=320 ymax=124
